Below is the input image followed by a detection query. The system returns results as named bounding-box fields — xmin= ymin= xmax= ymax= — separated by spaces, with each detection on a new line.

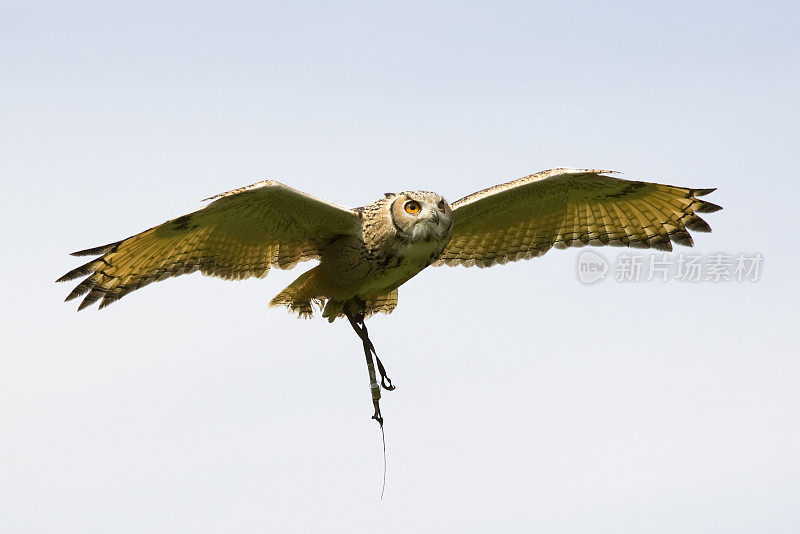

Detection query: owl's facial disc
xmin=391 ymin=192 xmax=452 ymax=242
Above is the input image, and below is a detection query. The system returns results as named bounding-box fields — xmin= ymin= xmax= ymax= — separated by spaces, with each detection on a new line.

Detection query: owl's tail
xmin=269 ymin=267 xmax=398 ymax=322
xmin=269 ymin=267 xmax=326 ymax=319
xmin=320 ymin=291 xmax=398 ymax=323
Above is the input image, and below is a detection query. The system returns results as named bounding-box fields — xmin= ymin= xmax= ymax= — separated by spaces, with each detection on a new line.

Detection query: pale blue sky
xmin=2 ymin=1 xmax=799 ymax=532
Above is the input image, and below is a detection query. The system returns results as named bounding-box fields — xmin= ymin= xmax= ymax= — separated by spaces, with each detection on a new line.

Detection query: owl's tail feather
xmin=269 ymin=267 xmax=399 ymax=322
xmin=269 ymin=267 xmax=326 ymax=319
xmin=321 ymin=290 xmax=398 ymax=323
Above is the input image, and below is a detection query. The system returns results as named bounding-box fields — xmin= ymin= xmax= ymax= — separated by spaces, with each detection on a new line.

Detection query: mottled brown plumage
xmin=58 ymin=168 xmax=721 ymax=424
xmin=270 ymin=191 xmax=452 ymax=320
xmin=59 ymin=169 xmax=720 ymax=317
xmin=436 ymin=168 xmax=719 ymax=267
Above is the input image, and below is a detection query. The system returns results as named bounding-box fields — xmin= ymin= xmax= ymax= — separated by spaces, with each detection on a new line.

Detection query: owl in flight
xmin=59 ymin=168 xmax=721 ymax=425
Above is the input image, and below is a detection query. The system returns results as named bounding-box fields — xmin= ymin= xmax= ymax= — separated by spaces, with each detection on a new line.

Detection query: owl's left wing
xmin=58 ymin=180 xmax=361 ymax=310
xmin=435 ymin=168 xmax=721 ymax=268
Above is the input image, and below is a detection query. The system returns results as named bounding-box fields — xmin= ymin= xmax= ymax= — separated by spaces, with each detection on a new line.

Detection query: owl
xmin=59 ymin=168 xmax=722 ymax=425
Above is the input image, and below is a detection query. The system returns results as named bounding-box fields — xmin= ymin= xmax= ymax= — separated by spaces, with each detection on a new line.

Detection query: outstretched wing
xmin=435 ymin=168 xmax=722 ymax=268
xmin=58 ymin=181 xmax=361 ymax=310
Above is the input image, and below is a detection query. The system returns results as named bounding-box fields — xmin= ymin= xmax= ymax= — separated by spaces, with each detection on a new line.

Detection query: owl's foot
xmin=371 ymin=401 xmax=384 ymax=426
xmin=344 ymin=306 xmax=395 ymax=427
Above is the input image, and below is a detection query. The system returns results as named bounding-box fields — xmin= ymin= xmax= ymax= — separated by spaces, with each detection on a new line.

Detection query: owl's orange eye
xmin=438 ymin=200 xmax=446 ymax=211
xmin=404 ymin=201 xmax=421 ymax=215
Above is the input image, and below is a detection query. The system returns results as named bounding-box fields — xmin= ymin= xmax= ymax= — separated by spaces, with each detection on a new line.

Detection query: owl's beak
xmin=430 ymin=211 xmax=440 ymax=224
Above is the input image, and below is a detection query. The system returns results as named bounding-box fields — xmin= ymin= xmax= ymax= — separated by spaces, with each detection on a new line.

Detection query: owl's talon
xmin=371 ymin=402 xmax=384 ymax=427
xmin=374 ymin=354 xmax=396 ymax=391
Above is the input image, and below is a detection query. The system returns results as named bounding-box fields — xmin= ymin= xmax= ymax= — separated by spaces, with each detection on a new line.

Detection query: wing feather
xmin=58 ymin=181 xmax=361 ymax=310
xmin=435 ymin=169 xmax=721 ymax=268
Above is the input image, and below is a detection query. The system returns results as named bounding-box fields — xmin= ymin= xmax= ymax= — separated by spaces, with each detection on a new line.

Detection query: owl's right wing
xmin=58 ymin=180 xmax=362 ymax=310
xmin=435 ymin=168 xmax=721 ymax=268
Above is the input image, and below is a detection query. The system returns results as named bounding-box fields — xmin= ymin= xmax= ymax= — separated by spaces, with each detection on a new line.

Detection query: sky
xmin=2 ymin=1 xmax=799 ymax=532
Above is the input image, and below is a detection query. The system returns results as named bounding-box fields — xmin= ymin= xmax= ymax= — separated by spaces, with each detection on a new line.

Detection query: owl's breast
xmin=356 ymin=236 xmax=447 ymax=296
xmin=319 ymin=226 xmax=450 ymax=300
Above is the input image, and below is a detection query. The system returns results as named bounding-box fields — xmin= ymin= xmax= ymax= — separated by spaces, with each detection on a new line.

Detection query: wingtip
xmin=685 ymin=215 xmax=713 ymax=233
xmin=696 ymin=201 xmax=723 ymax=213
xmin=70 ymin=240 xmax=122 ymax=257
xmin=76 ymin=292 xmax=101 ymax=311
xmin=693 ymin=187 xmax=717 ymax=197
xmin=70 ymin=246 xmax=102 ymax=257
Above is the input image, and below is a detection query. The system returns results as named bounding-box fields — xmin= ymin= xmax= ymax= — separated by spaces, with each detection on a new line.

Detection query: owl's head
xmin=388 ymin=191 xmax=453 ymax=242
